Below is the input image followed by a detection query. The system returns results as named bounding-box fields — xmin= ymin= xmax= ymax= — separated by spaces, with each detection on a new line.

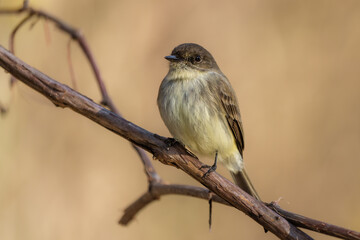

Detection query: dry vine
xmin=0 ymin=2 xmax=359 ymax=240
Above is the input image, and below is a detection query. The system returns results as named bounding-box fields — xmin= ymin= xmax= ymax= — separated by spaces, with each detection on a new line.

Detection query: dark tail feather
xmin=230 ymin=168 xmax=261 ymax=201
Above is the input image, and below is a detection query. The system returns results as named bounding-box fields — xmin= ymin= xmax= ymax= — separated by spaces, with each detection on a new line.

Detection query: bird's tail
xmin=230 ymin=168 xmax=261 ymax=201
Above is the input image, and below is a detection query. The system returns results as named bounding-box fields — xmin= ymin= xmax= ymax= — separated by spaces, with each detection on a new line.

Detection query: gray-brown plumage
xmin=157 ymin=43 xmax=260 ymax=200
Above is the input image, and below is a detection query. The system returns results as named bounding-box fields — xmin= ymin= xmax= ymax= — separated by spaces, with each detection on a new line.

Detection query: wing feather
xmin=216 ymin=76 xmax=245 ymax=156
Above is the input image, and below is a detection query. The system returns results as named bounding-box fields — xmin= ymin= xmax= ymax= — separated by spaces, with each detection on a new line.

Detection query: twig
xmin=119 ymin=183 xmax=228 ymax=226
xmin=0 ymin=0 xmax=28 ymax=14
xmin=120 ymin=180 xmax=360 ymax=240
xmin=66 ymin=39 xmax=77 ymax=90
xmin=1 ymin=2 xmax=359 ymax=240
xmin=1 ymin=0 xmax=159 ymax=185
xmin=9 ymin=13 xmax=34 ymax=85
xmin=208 ymin=194 xmax=213 ymax=230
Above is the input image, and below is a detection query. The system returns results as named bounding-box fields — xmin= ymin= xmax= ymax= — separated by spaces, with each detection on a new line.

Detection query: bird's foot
xmin=200 ymin=163 xmax=217 ymax=178
xmin=200 ymin=151 xmax=218 ymax=178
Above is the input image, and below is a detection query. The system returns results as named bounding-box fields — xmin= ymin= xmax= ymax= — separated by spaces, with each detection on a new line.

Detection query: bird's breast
xmin=158 ymin=75 xmax=237 ymax=158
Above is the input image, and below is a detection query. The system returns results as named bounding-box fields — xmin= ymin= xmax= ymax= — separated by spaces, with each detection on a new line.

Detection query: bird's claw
xmin=200 ymin=163 xmax=217 ymax=178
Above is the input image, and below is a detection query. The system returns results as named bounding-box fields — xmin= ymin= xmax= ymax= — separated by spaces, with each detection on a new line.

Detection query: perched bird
xmin=157 ymin=43 xmax=260 ymax=200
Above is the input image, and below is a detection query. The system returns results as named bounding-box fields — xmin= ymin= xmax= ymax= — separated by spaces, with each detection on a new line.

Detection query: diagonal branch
xmin=0 ymin=0 xmax=159 ymax=184
xmin=0 ymin=45 xmax=312 ymax=240
xmin=267 ymin=203 xmax=360 ymax=240
xmin=1 ymin=3 xmax=359 ymax=240
xmin=119 ymin=181 xmax=360 ymax=240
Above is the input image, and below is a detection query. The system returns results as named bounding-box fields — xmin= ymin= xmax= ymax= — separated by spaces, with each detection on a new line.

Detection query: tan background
xmin=1 ymin=0 xmax=360 ymax=239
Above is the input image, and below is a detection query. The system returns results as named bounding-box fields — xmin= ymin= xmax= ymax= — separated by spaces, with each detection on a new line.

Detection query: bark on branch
xmin=1 ymin=3 xmax=359 ymax=239
xmin=0 ymin=0 xmax=160 ymax=184
xmin=0 ymin=45 xmax=312 ymax=240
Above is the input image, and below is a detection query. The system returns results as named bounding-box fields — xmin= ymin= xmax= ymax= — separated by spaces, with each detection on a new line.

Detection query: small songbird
xmin=157 ymin=43 xmax=260 ymax=200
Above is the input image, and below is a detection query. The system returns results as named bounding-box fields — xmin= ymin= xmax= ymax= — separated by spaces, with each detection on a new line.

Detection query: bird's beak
xmin=164 ymin=55 xmax=180 ymax=62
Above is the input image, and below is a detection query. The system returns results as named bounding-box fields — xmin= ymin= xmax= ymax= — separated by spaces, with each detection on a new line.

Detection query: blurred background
xmin=0 ymin=0 xmax=359 ymax=239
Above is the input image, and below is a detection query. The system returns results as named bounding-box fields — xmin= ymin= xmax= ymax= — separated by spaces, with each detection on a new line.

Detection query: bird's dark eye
xmin=194 ymin=55 xmax=202 ymax=63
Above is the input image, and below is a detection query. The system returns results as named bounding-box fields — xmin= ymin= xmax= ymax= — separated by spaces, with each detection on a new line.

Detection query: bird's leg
xmin=201 ymin=151 xmax=218 ymax=178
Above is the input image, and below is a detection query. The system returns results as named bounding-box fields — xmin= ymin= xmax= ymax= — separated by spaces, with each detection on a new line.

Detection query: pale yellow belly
xmin=159 ymin=85 xmax=237 ymax=159
xmin=158 ymin=72 xmax=243 ymax=172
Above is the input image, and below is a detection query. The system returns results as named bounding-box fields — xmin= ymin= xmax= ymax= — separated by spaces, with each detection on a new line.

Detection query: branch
xmin=0 ymin=45 xmax=312 ymax=240
xmin=268 ymin=203 xmax=360 ymax=240
xmin=0 ymin=0 xmax=28 ymax=14
xmin=0 ymin=1 xmax=159 ymax=184
xmin=1 ymin=0 xmax=115 ymax=109
xmin=120 ymin=181 xmax=360 ymax=240
xmin=119 ymin=183 xmax=228 ymax=225
xmin=1 ymin=3 xmax=359 ymax=240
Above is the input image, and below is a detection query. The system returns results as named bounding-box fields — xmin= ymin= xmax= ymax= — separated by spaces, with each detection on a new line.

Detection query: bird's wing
xmin=216 ymin=75 xmax=245 ymax=155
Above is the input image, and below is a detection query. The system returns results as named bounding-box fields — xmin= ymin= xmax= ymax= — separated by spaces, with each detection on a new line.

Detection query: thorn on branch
xmin=67 ymin=39 xmax=77 ymax=90
xmin=208 ymin=192 xmax=213 ymax=230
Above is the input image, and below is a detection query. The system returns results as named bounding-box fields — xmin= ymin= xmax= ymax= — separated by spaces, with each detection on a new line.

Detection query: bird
xmin=157 ymin=43 xmax=260 ymax=200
